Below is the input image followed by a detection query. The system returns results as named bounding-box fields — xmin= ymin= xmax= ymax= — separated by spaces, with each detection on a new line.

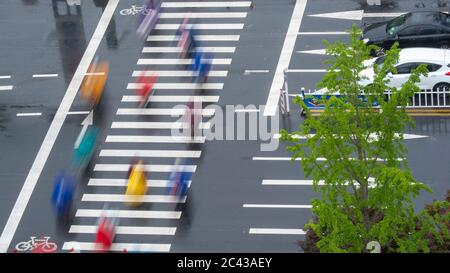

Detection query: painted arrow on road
xmin=309 ymin=10 xmax=449 ymax=21
xmin=273 ymin=133 xmax=429 ymax=140
xmin=74 ymin=111 xmax=93 ymax=149
xmin=296 ymin=49 xmax=328 ymax=55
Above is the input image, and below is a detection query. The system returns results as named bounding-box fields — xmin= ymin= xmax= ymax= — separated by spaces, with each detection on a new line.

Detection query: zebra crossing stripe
xmin=159 ymin=12 xmax=247 ymax=19
xmin=62 ymin=242 xmax=171 ymax=252
xmin=69 ymin=225 xmax=177 ymax=235
xmin=142 ymin=47 xmax=236 ymax=53
xmin=105 ymin=135 xmax=206 ymax=143
xmin=81 ymin=194 xmax=187 ymax=203
xmin=137 ymin=58 xmax=231 ymax=65
xmin=75 ymin=209 xmax=182 ymax=219
xmin=99 ymin=149 xmax=201 ymax=157
xmin=94 ymin=164 xmax=197 ymax=172
xmin=110 ymin=121 xmax=210 ymax=129
xmin=127 ymin=83 xmax=224 ymax=90
xmin=147 ymin=35 xmax=240 ymax=41
xmin=132 ymin=70 xmax=228 ymax=77
xmin=161 ymin=1 xmax=252 ymax=8
xmin=116 ymin=108 xmax=215 ymax=116
xmin=249 ymin=228 xmax=306 ymax=235
xmin=88 ymin=178 xmax=192 ymax=188
xmin=122 ymin=95 xmax=220 ymax=102
xmin=155 ymin=23 xmax=244 ymax=30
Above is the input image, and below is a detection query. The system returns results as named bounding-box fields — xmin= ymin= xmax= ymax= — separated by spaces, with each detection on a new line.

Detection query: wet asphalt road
xmin=0 ymin=0 xmax=449 ymax=253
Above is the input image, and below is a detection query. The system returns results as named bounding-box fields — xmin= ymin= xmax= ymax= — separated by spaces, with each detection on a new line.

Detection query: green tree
xmin=281 ymin=25 xmax=432 ymax=252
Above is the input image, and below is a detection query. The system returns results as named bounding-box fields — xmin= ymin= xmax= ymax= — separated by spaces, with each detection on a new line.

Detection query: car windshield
xmin=386 ymin=13 xmax=411 ymax=36
xmin=441 ymin=12 xmax=450 ymax=26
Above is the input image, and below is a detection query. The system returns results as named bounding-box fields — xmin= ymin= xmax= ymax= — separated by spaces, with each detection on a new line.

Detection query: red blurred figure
xmin=95 ymin=216 xmax=116 ymax=252
xmin=136 ymin=69 xmax=157 ymax=108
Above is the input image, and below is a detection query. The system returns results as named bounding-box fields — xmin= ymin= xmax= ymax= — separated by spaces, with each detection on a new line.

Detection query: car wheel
xmin=433 ymin=83 xmax=450 ymax=91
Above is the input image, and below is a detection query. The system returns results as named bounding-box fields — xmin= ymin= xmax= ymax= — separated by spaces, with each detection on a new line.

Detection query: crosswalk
xmin=64 ymin=0 xmax=251 ymax=252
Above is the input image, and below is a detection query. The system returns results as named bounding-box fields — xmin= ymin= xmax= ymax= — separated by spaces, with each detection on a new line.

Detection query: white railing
xmin=385 ymin=88 xmax=450 ymax=108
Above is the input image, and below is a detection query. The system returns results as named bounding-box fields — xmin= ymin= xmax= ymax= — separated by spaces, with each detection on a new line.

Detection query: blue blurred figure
xmin=51 ymin=170 xmax=76 ymax=221
xmin=167 ymin=158 xmax=191 ymax=200
xmin=191 ymin=52 xmax=212 ymax=84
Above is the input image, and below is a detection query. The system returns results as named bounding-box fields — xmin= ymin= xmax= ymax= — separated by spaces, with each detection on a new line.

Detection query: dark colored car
xmin=362 ymin=11 xmax=450 ymax=53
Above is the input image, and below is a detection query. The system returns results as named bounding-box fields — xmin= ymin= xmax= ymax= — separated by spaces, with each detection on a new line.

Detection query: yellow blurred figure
xmin=80 ymin=58 xmax=109 ymax=108
xmin=125 ymin=160 xmax=148 ymax=206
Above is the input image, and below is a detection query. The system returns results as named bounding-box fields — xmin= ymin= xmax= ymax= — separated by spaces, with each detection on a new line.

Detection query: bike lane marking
xmin=0 ymin=0 xmax=119 ymax=253
xmin=263 ymin=0 xmax=308 ymax=117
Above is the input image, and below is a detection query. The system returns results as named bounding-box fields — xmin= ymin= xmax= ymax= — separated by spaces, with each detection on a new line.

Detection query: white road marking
xmin=127 ymin=82 xmax=224 ymax=90
xmin=272 ymin=133 xmax=429 ymax=140
xmin=0 ymin=85 xmax=13 ymax=91
xmin=88 ymin=178 xmax=192 ymax=188
xmin=142 ymin=47 xmax=235 ymax=53
xmin=234 ymin=109 xmax=260 ymax=112
xmin=82 ymin=194 xmax=186 ymax=203
xmin=132 ymin=70 xmax=228 ymax=77
xmin=0 ymin=0 xmax=119 ymax=253
xmin=75 ymin=209 xmax=182 ymax=219
xmin=264 ymin=0 xmax=307 ymax=116
xmin=62 ymin=242 xmax=171 ymax=252
xmin=100 ymin=149 xmax=201 ymax=158
xmin=160 ymin=12 xmax=247 ymax=19
xmin=69 ymin=225 xmax=177 ymax=235
xmin=155 ymin=23 xmax=244 ymax=30
xmin=32 ymin=74 xmax=58 ymax=78
xmin=94 ymin=164 xmax=197 ymax=172
xmin=161 ymin=1 xmax=252 ymax=8
xmin=296 ymin=49 xmax=327 ymax=55
xmin=262 ymin=179 xmax=326 ymax=186
xmin=106 ymin=135 xmax=206 ymax=143
xmin=243 ymin=204 xmax=312 ymax=208
xmin=111 ymin=121 xmax=210 ymax=129
xmin=244 ymin=70 xmax=270 ymax=74
xmin=0 ymin=75 xmax=11 ymax=79
xmin=116 ymin=108 xmax=215 ymax=116
xmin=308 ymin=10 xmax=414 ymax=21
xmin=122 ymin=95 xmax=220 ymax=102
xmin=137 ymin=58 xmax=231 ymax=65
xmin=249 ymin=228 xmax=306 ymax=235
xmin=286 ymin=69 xmax=328 ymax=72
xmin=16 ymin=113 xmax=42 ymax=117
xmin=298 ymin=31 xmax=347 ymax=35
xmin=67 ymin=111 xmax=90 ymax=115
xmin=147 ymin=35 xmax=240 ymax=41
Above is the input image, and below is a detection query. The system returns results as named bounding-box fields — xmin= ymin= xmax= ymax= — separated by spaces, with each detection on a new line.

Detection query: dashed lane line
xmin=32 ymin=74 xmax=58 ymax=78
xmin=16 ymin=113 xmax=42 ymax=117
xmin=249 ymin=228 xmax=306 ymax=235
xmin=0 ymin=75 xmax=11 ymax=79
xmin=0 ymin=86 xmax=13 ymax=91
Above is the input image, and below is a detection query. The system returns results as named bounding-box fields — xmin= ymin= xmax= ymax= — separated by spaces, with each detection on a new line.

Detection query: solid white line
xmin=243 ymin=204 xmax=312 ymax=209
xmin=0 ymin=0 xmax=119 ymax=253
xmin=142 ymin=47 xmax=235 ymax=53
xmin=252 ymin=157 xmax=397 ymax=162
xmin=94 ymin=164 xmax=197 ymax=172
xmin=155 ymin=23 xmax=244 ymax=30
xmin=147 ymin=35 xmax=240 ymax=41
xmin=16 ymin=113 xmax=42 ymax=117
xmin=235 ymin=109 xmax=260 ymax=113
xmin=249 ymin=228 xmax=306 ymax=235
xmin=132 ymin=70 xmax=228 ymax=77
xmin=62 ymin=242 xmax=171 ymax=252
xmin=82 ymin=194 xmax=187 ymax=203
xmin=88 ymin=178 xmax=192 ymax=188
xmin=160 ymin=12 xmax=247 ymax=19
xmin=0 ymin=86 xmax=13 ymax=91
xmin=32 ymin=74 xmax=58 ymax=78
xmin=116 ymin=108 xmax=215 ymax=116
xmin=137 ymin=58 xmax=231 ymax=65
xmin=75 ymin=209 xmax=182 ymax=219
xmin=69 ymin=225 xmax=177 ymax=235
xmin=298 ymin=31 xmax=347 ymax=35
xmin=106 ymin=135 xmax=206 ymax=143
xmin=0 ymin=75 xmax=11 ymax=79
xmin=161 ymin=1 xmax=252 ymax=8
xmin=264 ymin=0 xmax=307 ymax=116
xmin=67 ymin=111 xmax=90 ymax=115
xmin=127 ymin=82 xmax=224 ymax=90
xmin=100 ymin=149 xmax=201 ymax=158
xmin=122 ymin=95 xmax=220 ymax=102
xmin=110 ymin=121 xmax=210 ymax=129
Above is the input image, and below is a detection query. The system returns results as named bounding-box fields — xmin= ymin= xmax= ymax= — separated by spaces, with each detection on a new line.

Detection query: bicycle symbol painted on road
xmin=120 ymin=5 xmax=152 ymax=16
xmin=15 ymin=236 xmax=58 ymax=253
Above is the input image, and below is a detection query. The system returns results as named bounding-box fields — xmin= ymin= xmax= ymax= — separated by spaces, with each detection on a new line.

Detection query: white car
xmin=359 ymin=48 xmax=450 ymax=90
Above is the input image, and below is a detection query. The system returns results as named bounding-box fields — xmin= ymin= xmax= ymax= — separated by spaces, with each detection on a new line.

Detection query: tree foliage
xmin=281 ymin=25 xmax=435 ymax=252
